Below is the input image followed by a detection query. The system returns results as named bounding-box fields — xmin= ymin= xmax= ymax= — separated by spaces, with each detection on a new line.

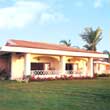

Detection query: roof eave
xmin=0 ymin=46 xmax=108 ymax=58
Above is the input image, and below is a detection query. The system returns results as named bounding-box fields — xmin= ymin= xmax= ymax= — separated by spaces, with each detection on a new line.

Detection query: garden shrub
xmin=97 ymin=73 xmax=110 ymax=77
xmin=0 ymin=68 xmax=10 ymax=80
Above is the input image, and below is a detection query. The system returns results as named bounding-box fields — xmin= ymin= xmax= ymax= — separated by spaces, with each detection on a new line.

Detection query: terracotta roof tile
xmin=5 ymin=39 xmax=103 ymax=54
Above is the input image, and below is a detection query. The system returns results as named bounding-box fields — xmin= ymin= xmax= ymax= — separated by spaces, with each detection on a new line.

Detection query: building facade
xmin=0 ymin=39 xmax=109 ymax=80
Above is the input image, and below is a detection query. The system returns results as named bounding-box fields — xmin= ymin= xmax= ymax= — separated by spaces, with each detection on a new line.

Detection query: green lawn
xmin=0 ymin=78 xmax=110 ymax=110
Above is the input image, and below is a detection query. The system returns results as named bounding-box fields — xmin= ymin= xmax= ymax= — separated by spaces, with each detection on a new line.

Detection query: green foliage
xmin=103 ymin=50 xmax=110 ymax=57
xmin=59 ymin=40 xmax=72 ymax=46
xmin=97 ymin=73 xmax=110 ymax=77
xmin=80 ymin=27 xmax=102 ymax=51
xmin=0 ymin=68 xmax=10 ymax=80
xmin=0 ymin=78 xmax=110 ymax=110
xmin=103 ymin=50 xmax=110 ymax=62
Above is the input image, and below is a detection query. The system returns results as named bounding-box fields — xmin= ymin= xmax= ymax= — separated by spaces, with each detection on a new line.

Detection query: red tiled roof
xmin=5 ymin=39 xmax=103 ymax=54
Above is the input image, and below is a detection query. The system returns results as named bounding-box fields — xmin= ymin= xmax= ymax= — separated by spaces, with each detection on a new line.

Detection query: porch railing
xmin=65 ymin=70 xmax=83 ymax=74
xmin=31 ymin=70 xmax=60 ymax=75
xmin=31 ymin=70 xmax=88 ymax=76
xmin=65 ymin=70 xmax=89 ymax=77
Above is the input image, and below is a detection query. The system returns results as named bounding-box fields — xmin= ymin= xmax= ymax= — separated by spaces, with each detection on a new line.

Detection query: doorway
xmin=66 ymin=63 xmax=73 ymax=70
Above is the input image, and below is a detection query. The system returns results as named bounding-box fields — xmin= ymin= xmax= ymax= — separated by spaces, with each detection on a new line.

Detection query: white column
xmin=73 ymin=64 xmax=78 ymax=72
xmin=11 ymin=53 xmax=27 ymax=80
xmin=24 ymin=53 xmax=31 ymax=76
xmin=60 ymin=56 xmax=66 ymax=75
xmin=95 ymin=63 xmax=99 ymax=73
xmin=87 ymin=57 xmax=93 ymax=77
xmin=10 ymin=53 xmax=16 ymax=80
xmin=83 ymin=62 xmax=87 ymax=76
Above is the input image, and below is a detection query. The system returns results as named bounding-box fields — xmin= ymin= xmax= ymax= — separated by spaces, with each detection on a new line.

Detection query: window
xmin=31 ymin=63 xmax=44 ymax=70
xmin=66 ymin=63 xmax=73 ymax=70
xmin=31 ymin=63 xmax=50 ymax=70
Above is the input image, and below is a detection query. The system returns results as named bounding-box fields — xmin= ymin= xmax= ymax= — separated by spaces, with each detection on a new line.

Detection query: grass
xmin=0 ymin=77 xmax=110 ymax=110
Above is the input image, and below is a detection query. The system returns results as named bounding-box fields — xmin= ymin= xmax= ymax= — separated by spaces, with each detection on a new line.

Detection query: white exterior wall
xmin=10 ymin=52 xmax=109 ymax=79
xmin=94 ymin=63 xmax=99 ymax=74
xmin=11 ymin=53 xmax=24 ymax=80
xmin=10 ymin=54 xmax=94 ymax=79
xmin=31 ymin=55 xmax=60 ymax=70
xmin=94 ymin=63 xmax=108 ymax=74
xmin=94 ymin=60 xmax=110 ymax=74
xmin=66 ymin=57 xmax=88 ymax=75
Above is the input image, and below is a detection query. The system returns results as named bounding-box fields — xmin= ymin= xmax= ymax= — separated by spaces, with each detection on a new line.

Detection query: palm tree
xmin=103 ymin=50 xmax=110 ymax=62
xmin=59 ymin=40 xmax=72 ymax=47
xmin=80 ymin=27 xmax=102 ymax=51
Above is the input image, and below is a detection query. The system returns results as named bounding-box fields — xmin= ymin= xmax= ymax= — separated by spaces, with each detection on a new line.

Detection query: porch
xmin=10 ymin=53 xmax=94 ymax=80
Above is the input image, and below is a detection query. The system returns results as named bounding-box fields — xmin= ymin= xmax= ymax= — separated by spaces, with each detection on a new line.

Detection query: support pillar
xmin=10 ymin=53 xmax=16 ymax=80
xmin=87 ymin=57 xmax=93 ymax=77
xmin=95 ymin=63 xmax=99 ymax=74
xmin=60 ymin=56 xmax=66 ymax=75
xmin=11 ymin=53 xmax=24 ymax=80
xmin=24 ymin=53 xmax=31 ymax=76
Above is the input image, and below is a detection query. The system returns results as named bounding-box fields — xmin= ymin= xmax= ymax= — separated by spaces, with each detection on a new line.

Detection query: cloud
xmin=40 ymin=12 xmax=67 ymax=24
xmin=94 ymin=0 xmax=102 ymax=8
xmin=0 ymin=0 xmax=66 ymax=29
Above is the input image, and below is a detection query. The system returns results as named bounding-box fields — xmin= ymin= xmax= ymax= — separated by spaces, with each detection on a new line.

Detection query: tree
xmin=80 ymin=27 xmax=102 ymax=51
xmin=103 ymin=50 xmax=109 ymax=55
xmin=103 ymin=50 xmax=110 ymax=62
xmin=59 ymin=40 xmax=72 ymax=46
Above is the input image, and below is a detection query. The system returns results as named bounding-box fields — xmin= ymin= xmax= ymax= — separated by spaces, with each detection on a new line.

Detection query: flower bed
xmin=30 ymin=74 xmax=94 ymax=81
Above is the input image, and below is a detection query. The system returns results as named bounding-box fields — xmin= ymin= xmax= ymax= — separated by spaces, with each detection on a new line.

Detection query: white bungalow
xmin=0 ymin=39 xmax=109 ymax=80
xmin=94 ymin=59 xmax=110 ymax=74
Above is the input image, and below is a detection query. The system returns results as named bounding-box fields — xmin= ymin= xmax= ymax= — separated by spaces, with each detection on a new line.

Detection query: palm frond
xmin=80 ymin=27 xmax=102 ymax=51
xmin=59 ymin=40 xmax=71 ymax=46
